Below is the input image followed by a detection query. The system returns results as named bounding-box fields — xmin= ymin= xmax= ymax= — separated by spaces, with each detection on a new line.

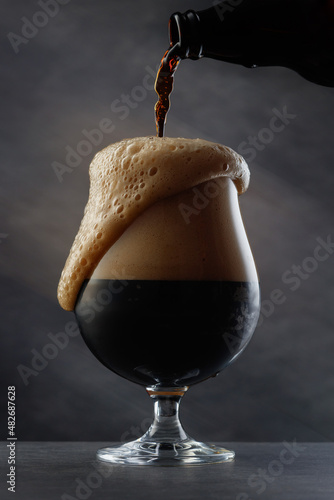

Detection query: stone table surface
xmin=1 ymin=441 xmax=333 ymax=500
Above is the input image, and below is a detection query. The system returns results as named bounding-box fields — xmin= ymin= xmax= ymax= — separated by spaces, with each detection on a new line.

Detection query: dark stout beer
xmin=75 ymin=279 xmax=260 ymax=387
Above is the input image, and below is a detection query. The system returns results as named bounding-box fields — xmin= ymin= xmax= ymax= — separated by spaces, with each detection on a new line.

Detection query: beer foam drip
xmin=57 ymin=136 xmax=249 ymax=311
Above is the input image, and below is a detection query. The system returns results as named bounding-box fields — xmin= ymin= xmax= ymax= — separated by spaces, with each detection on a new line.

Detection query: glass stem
xmin=141 ymin=387 xmax=189 ymax=443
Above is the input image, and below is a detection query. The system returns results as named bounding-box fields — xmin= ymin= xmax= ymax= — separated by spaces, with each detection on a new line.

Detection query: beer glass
xmin=75 ymin=175 xmax=260 ymax=465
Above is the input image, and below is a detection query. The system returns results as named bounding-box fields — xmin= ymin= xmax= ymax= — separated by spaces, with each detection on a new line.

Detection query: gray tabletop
xmin=1 ymin=441 xmax=333 ymax=500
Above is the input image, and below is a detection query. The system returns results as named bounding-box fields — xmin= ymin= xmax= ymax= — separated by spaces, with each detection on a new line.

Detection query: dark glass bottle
xmin=168 ymin=0 xmax=334 ymax=86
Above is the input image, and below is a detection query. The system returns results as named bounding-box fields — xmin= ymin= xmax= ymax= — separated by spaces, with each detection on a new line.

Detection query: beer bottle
xmin=167 ymin=0 xmax=334 ymax=86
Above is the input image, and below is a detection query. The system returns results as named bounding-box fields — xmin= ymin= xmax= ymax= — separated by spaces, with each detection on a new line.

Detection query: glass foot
xmin=97 ymin=438 xmax=234 ymax=466
xmin=97 ymin=386 xmax=234 ymax=466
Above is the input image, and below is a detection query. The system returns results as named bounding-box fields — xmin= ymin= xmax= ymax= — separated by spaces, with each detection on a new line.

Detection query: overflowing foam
xmin=57 ymin=136 xmax=249 ymax=311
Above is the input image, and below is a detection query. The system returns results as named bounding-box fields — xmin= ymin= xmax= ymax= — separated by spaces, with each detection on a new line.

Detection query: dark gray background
xmin=1 ymin=0 xmax=334 ymax=444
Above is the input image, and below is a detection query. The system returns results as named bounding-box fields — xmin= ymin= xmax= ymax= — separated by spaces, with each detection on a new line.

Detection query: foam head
xmin=57 ymin=136 xmax=250 ymax=311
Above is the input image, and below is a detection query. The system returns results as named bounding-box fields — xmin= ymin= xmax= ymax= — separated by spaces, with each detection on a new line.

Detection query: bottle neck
xmin=169 ymin=1 xmax=307 ymax=63
xmin=169 ymin=10 xmax=203 ymax=59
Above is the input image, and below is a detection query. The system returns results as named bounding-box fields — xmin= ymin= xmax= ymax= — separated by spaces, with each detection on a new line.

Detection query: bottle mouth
xmin=168 ymin=10 xmax=202 ymax=59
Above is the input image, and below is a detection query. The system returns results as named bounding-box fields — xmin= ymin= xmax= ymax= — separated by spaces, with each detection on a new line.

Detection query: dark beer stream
xmin=154 ymin=48 xmax=180 ymax=137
